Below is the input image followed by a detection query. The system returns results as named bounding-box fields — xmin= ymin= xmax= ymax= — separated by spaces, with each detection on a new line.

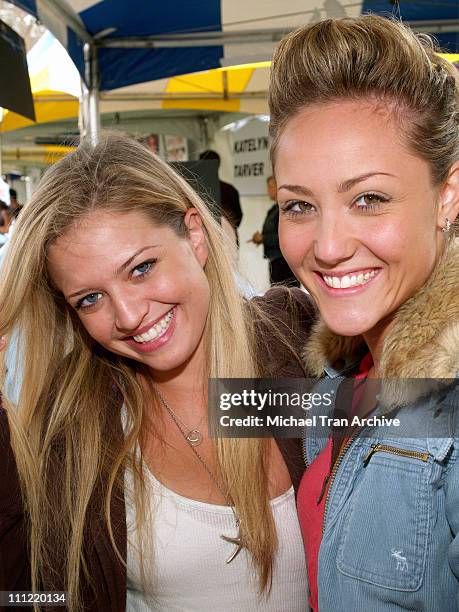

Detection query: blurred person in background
xmin=251 ymin=175 xmax=299 ymax=287
xmin=9 ymin=188 xmax=22 ymax=217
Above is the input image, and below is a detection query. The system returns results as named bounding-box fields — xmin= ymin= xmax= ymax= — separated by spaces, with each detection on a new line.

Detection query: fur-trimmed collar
xmin=303 ymin=240 xmax=459 ymax=409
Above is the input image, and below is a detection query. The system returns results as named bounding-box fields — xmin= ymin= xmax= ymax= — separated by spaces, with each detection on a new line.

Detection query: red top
xmin=297 ymin=353 xmax=373 ymax=611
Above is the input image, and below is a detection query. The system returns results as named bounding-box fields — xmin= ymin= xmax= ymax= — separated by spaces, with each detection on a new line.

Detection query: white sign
xmin=230 ymin=117 xmax=271 ymax=196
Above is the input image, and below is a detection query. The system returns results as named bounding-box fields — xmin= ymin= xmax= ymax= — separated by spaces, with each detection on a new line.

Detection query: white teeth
xmin=323 ymin=270 xmax=376 ymax=289
xmin=133 ymin=310 xmax=174 ymax=343
xmin=340 ymin=275 xmax=351 ymax=288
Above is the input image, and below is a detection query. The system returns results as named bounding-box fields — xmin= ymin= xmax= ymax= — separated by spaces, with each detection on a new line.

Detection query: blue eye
xmin=282 ymin=200 xmax=316 ymax=217
xmin=355 ymin=193 xmax=389 ymax=211
xmin=76 ymin=292 xmax=102 ymax=310
xmin=132 ymin=260 xmax=155 ymax=278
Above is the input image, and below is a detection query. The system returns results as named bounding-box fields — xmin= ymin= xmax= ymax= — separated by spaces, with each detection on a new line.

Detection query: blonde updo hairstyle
xmin=0 ymin=132 xmax=279 ymax=609
xmin=269 ymin=14 xmax=459 ymax=233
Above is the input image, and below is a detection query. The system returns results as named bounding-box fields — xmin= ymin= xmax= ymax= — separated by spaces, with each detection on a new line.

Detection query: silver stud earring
xmin=442 ymin=218 xmax=451 ymax=233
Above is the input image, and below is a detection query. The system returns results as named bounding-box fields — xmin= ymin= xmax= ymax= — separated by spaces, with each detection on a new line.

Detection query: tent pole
xmin=79 ymin=78 xmax=88 ymax=141
xmin=83 ymin=42 xmax=100 ymax=145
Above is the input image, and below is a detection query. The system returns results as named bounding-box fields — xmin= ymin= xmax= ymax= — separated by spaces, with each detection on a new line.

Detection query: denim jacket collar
xmin=304 ymin=374 xmax=459 ymax=467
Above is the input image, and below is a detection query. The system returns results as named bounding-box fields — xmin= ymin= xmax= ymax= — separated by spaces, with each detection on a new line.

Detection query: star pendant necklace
xmin=157 ymin=390 xmax=243 ymax=564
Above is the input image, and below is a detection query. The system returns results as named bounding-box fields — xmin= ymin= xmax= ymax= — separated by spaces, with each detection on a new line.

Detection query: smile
xmin=322 ymin=269 xmax=377 ymax=289
xmin=132 ymin=309 xmax=175 ymax=343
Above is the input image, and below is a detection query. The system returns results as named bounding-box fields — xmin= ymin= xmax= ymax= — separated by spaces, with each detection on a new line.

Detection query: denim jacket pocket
xmin=336 ymin=444 xmax=432 ymax=591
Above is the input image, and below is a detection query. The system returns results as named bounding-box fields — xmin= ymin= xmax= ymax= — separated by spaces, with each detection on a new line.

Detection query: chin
xmin=322 ymin=311 xmax=379 ymax=338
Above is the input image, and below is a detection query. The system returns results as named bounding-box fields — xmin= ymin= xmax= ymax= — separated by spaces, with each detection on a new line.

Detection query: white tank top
xmin=125 ymin=466 xmax=308 ymax=611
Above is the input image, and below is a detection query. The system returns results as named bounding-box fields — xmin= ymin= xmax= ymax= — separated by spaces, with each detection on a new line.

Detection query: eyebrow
xmin=337 ymin=172 xmax=395 ymax=193
xmin=278 ymin=172 xmax=395 ymax=198
xmin=67 ymin=245 xmax=158 ymax=299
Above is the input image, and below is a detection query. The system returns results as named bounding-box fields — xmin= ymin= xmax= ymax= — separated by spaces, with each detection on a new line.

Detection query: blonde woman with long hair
xmin=0 ymin=132 xmax=313 ymax=611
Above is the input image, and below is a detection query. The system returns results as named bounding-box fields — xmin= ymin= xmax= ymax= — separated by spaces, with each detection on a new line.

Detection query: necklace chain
xmin=162 ymin=403 xmax=204 ymax=447
xmin=157 ymin=390 xmax=243 ymax=563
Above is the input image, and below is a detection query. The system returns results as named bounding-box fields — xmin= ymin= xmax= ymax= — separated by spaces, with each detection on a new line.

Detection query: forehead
xmin=275 ymin=99 xmax=425 ymax=181
xmin=47 ymin=210 xmax=171 ymax=292
xmin=50 ymin=209 xmax=160 ymax=255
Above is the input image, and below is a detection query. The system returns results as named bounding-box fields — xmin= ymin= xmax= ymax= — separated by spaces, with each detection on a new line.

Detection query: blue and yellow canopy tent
xmin=2 ymin=0 xmax=458 ymax=149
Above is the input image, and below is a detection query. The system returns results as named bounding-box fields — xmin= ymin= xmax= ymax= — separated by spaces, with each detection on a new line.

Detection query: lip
xmin=314 ymin=269 xmax=381 ymax=296
xmin=125 ymin=306 xmax=176 ymax=338
xmin=123 ymin=306 xmax=177 ymax=353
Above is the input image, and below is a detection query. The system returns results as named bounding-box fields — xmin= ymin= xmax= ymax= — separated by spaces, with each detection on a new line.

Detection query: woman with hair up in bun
xmin=269 ymin=15 xmax=459 ymax=612
xmin=0 ymin=132 xmax=313 ymax=611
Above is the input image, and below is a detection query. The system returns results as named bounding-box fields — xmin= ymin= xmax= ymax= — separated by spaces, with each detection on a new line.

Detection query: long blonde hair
xmin=0 ymin=132 xmax=278 ymax=609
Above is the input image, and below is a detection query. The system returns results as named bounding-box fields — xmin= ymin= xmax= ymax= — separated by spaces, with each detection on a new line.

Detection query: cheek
xmin=366 ymin=215 xmax=436 ymax=269
xmin=76 ymin=313 xmax=110 ymax=344
xmin=160 ymin=263 xmax=206 ymax=302
xmin=279 ymin=219 xmax=315 ymax=267
xmin=366 ymin=222 xmax=406 ymax=262
xmin=151 ymin=258 xmax=211 ymax=318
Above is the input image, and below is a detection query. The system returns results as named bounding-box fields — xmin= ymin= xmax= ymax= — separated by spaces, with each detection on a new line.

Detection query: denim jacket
xmin=301 ymin=241 xmax=459 ymax=611
xmin=304 ymin=365 xmax=459 ymax=612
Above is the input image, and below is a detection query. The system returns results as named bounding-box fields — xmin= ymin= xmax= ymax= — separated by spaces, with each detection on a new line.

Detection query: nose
xmin=313 ymin=213 xmax=357 ymax=268
xmin=113 ymin=291 xmax=149 ymax=334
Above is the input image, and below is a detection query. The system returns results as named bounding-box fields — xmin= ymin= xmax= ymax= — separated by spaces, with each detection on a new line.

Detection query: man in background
xmin=251 ymin=176 xmax=299 ymax=287
xmin=9 ymin=189 xmax=22 ymax=217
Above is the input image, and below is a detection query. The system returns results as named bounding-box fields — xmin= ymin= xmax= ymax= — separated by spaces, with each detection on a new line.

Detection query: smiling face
xmin=275 ymin=99 xmax=457 ymax=351
xmin=47 ymin=209 xmax=210 ymax=379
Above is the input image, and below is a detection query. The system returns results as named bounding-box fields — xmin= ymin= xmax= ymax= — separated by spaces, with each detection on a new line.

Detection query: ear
xmin=184 ymin=208 xmax=208 ymax=267
xmin=437 ymin=161 xmax=459 ymax=231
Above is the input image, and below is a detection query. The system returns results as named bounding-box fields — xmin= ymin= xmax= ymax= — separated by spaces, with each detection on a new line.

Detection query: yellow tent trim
xmin=166 ymin=67 xmax=253 ymax=95
xmin=1 ymin=91 xmax=79 ymax=132
xmin=211 ymin=60 xmax=271 ymax=72
xmin=1 ymin=144 xmax=74 ymax=164
xmin=439 ymin=53 xmax=459 ymax=63
xmin=162 ymin=64 xmax=258 ymax=111
xmin=161 ymin=62 xmax=258 ymax=112
xmin=162 ymin=97 xmax=241 ymax=112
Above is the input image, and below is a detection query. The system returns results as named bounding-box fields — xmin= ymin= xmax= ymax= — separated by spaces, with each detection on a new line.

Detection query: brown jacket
xmin=0 ymin=288 xmax=315 ymax=611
